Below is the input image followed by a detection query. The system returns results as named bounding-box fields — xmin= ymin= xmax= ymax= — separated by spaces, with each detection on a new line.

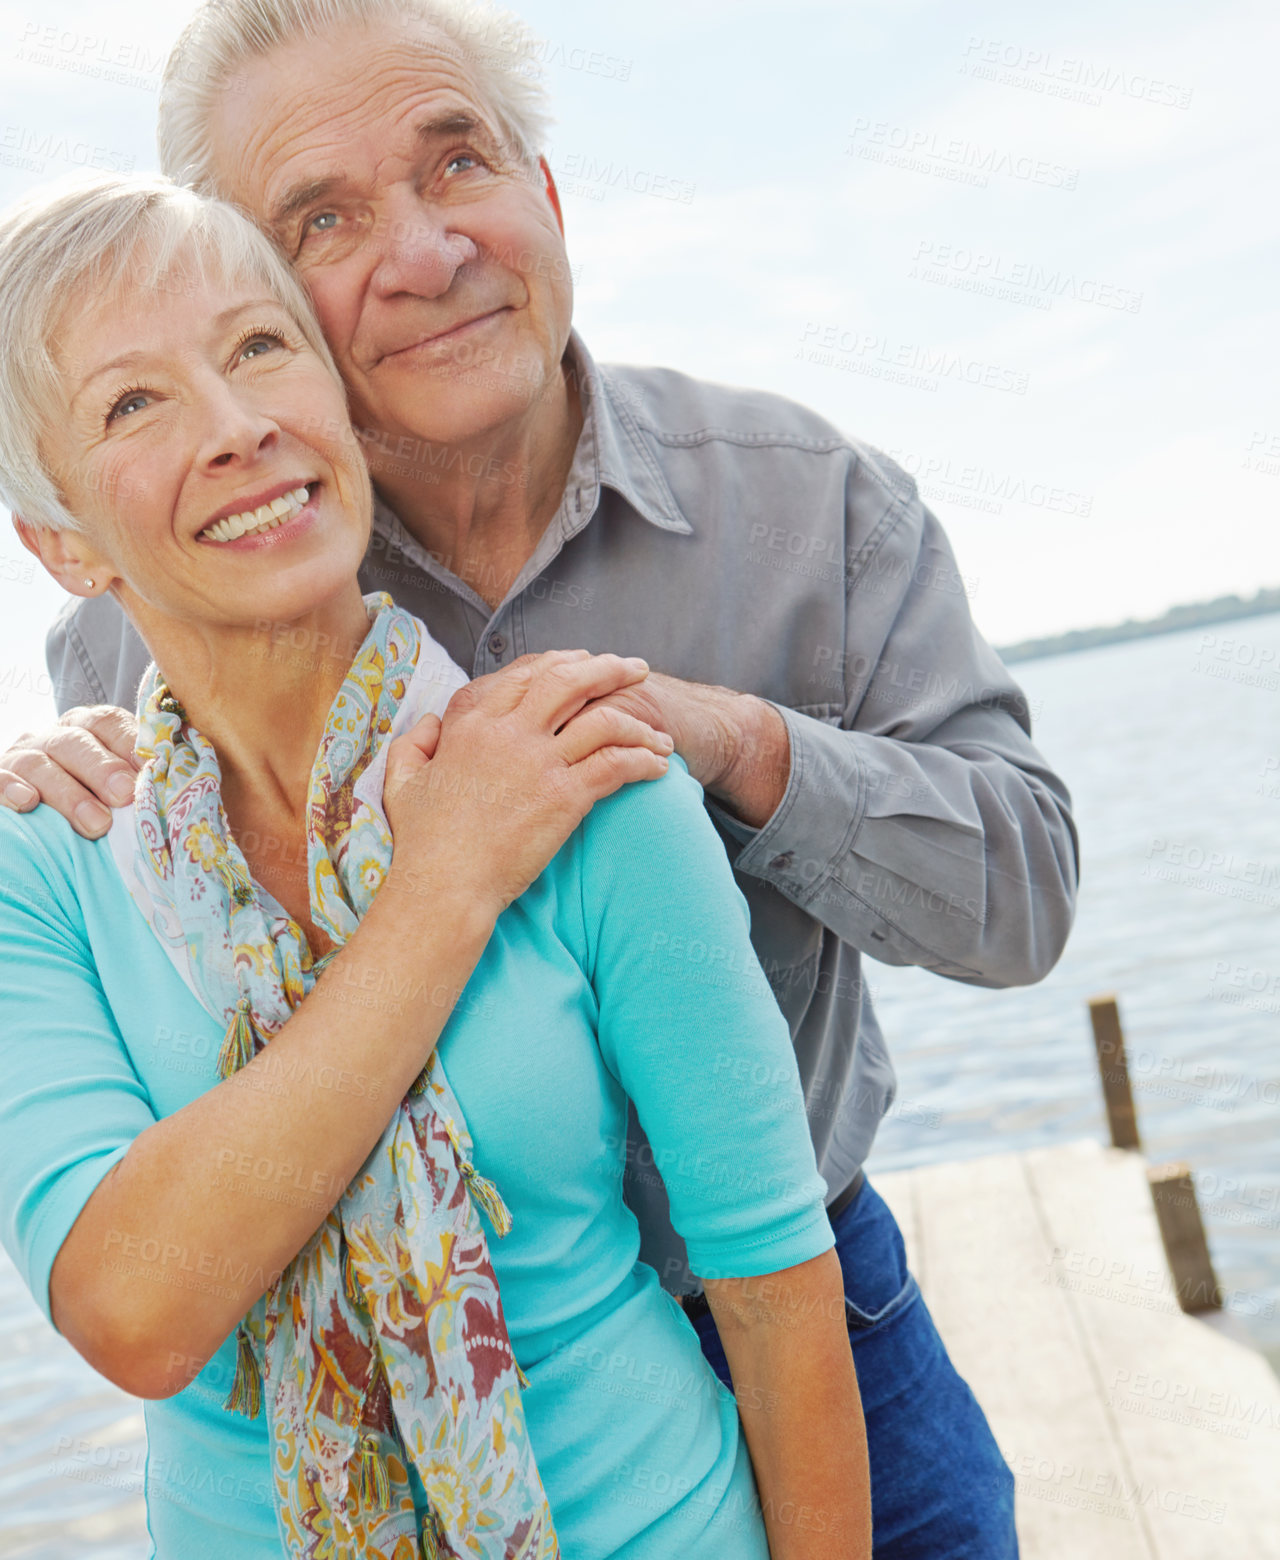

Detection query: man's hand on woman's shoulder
xmin=578 ymin=668 xmax=792 ymax=829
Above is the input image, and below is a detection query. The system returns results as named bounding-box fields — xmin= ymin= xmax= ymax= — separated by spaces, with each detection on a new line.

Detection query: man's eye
xmin=305 ymin=212 xmax=340 ymax=236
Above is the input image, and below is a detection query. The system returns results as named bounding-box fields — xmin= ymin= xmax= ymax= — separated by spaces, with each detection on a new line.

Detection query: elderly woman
xmin=0 ymin=174 xmax=870 ymax=1560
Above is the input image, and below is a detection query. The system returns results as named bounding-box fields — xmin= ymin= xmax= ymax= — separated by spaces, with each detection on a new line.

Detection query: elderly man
xmin=2 ymin=1 xmax=1077 ymax=1552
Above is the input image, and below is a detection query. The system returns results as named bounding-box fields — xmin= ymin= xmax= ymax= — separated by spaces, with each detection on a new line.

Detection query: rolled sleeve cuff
xmin=705 ymin=702 xmax=868 ymax=902
xmin=21 ymin=1142 xmax=132 ymax=1330
xmin=685 ymin=1189 xmax=835 ymax=1283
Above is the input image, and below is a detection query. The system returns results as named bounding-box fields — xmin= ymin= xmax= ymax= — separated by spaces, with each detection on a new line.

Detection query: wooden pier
xmin=874 ymin=994 xmax=1280 ymax=1558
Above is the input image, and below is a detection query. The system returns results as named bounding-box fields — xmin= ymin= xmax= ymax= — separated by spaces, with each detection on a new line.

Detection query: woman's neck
xmin=127 ymin=583 xmax=375 ymax=818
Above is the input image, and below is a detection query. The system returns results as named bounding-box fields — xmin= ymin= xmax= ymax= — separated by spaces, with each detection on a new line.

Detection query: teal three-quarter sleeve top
xmin=0 ymin=754 xmax=833 ymax=1559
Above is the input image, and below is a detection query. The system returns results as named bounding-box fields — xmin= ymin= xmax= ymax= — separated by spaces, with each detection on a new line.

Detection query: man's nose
xmin=369 ymin=191 xmax=478 ymax=299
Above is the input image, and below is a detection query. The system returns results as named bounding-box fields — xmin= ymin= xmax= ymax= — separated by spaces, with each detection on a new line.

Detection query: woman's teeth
xmin=202 ymin=486 xmax=311 ymax=543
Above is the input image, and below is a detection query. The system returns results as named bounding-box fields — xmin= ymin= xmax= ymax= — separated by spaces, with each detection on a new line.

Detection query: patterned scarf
xmin=109 ymin=594 xmax=559 ymax=1560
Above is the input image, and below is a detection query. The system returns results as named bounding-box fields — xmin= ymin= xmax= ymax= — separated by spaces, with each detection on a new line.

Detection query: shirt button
xmin=488 ymin=632 xmax=507 ymax=657
xmin=770 ymin=852 xmax=795 ymax=872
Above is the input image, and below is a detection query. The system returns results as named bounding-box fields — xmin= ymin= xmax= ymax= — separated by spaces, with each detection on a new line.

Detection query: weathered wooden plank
xmin=1025 ymin=1140 xmax=1280 ymax=1560
xmin=876 ymin=1148 xmax=1154 ymax=1558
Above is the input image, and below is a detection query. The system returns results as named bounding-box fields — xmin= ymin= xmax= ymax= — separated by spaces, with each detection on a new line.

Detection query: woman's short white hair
xmin=159 ymin=0 xmax=553 ymax=194
xmin=0 ymin=171 xmax=341 ymax=532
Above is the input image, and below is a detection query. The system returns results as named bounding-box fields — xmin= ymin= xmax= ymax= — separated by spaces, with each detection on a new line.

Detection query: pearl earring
xmin=83 ymin=578 xmax=95 ymax=590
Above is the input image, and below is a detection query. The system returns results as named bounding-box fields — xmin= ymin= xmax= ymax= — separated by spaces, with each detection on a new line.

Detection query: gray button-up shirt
xmin=46 ymin=334 xmax=1079 ymax=1292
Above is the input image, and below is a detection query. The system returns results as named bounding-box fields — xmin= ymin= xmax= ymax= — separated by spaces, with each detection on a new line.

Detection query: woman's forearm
xmin=705 ymin=1249 xmax=872 ymax=1559
xmin=49 ymin=652 xmax=674 ymax=1399
xmin=50 ymin=865 xmax=496 ymax=1399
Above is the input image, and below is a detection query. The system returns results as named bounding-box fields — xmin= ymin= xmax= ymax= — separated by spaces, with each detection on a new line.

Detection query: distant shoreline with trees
xmin=998 ymin=587 xmax=1280 ymax=665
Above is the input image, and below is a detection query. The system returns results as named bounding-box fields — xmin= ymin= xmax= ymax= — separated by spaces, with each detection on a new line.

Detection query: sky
xmin=0 ymin=0 xmax=1276 ymax=741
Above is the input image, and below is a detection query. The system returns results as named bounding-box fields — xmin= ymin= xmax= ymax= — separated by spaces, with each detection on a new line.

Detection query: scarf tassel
xmin=458 ymin=1165 xmax=527 ymax=1386
xmin=412 ymin=1082 xmax=515 ymax=1240
xmin=342 ymin=1241 xmax=363 ymax=1306
xmin=420 ymin=1507 xmax=449 ymax=1559
xmin=357 ymin=1433 xmax=391 ymax=1513
xmin=225 ymin=1323 xmax=263 ymax=1419
xmin=217 ymin=998 xmax=257 ymax=1080
xmin=443 ymin=1154 xmax=528 ymax=1388
xmin=460 ymin=1160 xmax=513 ymax=1238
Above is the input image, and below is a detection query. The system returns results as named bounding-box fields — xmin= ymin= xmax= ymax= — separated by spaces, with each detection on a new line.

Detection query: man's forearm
xmin=706 ymin=1251 xmax=872 ymax=1559
xmin=703 ymin=693 xmax=791 ymax=830
xmin=661 ymin=675 xmax=1077 ymax=988
xmin=709 ymin=703 xmax=1079 ymax=987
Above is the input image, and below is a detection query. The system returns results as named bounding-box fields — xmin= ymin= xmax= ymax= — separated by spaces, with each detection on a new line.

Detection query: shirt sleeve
xmin=578 ymin=753 xmax=834 ymax=1282
xmin=0 ymin=814 xmax=156 ymax=1327
xmin=45 ymin=594 xmax=152 ymax=715
xmin=705 ymin=446 xmax=1080 ymax=989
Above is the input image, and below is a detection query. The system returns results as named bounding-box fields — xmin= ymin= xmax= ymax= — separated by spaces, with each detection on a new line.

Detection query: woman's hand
xmin=383 ymin=650 xmax=675 ymax=920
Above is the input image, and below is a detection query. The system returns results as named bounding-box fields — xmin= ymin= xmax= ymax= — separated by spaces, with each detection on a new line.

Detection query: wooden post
xmin=1148 ymin=1161 xmax=1222 ymax=1312
xmin=1088 ymin=995 xmax=1141 ymax=1150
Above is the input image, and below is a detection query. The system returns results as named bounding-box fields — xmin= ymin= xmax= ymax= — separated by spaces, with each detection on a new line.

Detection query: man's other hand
xmin=0 ymin=706 xmax=141 ymax=837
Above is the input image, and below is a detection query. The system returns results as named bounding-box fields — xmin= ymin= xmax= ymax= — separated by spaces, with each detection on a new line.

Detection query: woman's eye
xmin=107 ymin=391 xmax=150 ymax=423
xmin=306 ymin=212 xmax=339 ymax=235
xmin=444 ymin=153 xmax=481 ymax=177
xmin=235 ymin=331 xmax=289 ymax=365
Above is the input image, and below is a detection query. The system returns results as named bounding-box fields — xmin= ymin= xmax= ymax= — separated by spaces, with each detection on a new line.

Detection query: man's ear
xmin=12 ymin=515 xmax=110 ymax=596
xmin=539 ymin=157 xmax=566 ymax=237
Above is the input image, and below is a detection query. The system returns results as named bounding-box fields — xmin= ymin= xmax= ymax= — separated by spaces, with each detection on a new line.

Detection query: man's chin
xmin=356 ymin=382 xmax=553 ymax=466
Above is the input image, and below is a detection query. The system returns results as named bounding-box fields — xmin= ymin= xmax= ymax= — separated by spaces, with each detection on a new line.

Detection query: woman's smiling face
xmin=42 ymin=260 xmax=372 ymax=636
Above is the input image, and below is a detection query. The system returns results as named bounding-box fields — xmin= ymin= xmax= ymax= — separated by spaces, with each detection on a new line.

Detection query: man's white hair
xmin=159 ymin=0 xmax=554 ymax=195
xmin=0 ymin=172 xmax=341 ymax=532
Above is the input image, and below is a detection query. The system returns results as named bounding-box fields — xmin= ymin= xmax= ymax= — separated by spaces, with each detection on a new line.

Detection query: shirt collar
xmin=559 ymin=332 xmax=693 ymax=537
xmin=369 ymin=331 xmax=694 ymax=557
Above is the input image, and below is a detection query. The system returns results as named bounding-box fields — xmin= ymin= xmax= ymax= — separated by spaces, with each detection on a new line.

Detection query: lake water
xmin=864 ymin=613 xmax=1280 ymax=1369
xmin=2 ymin=614 xmax=1278 ymax=1555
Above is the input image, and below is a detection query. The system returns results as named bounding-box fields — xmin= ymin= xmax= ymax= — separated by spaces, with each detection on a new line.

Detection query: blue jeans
xmin=689 ymin=1176 xmax=1019 ymax=1557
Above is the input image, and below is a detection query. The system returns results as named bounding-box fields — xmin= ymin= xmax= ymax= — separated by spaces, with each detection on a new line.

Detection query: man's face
xmin=208 ymin=19 xmax=575 ymax=456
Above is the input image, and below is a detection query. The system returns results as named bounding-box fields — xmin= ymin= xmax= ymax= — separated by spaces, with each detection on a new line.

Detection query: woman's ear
xmin=12 ymin=515 xmax=112 ymax=596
